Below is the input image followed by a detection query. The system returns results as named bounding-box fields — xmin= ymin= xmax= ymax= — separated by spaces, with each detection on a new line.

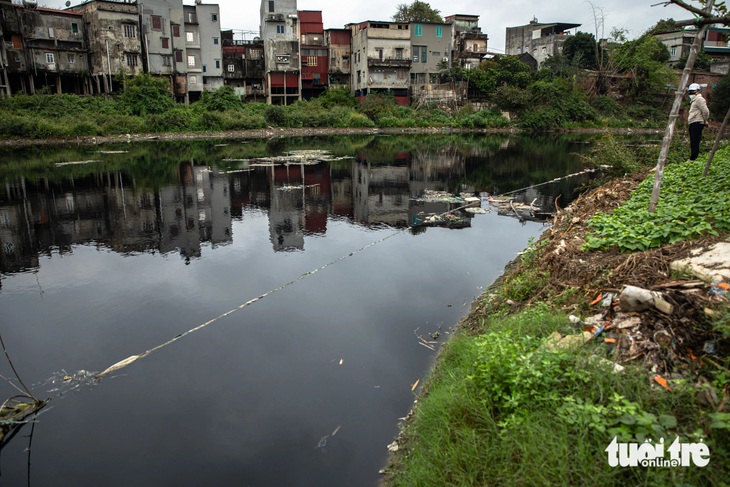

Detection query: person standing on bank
xmin=687 ymin=83 xmax=710 ymax=161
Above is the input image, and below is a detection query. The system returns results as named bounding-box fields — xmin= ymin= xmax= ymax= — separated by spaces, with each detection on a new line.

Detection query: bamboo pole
xmin=703 ymin=105 xmax=730 ymax=177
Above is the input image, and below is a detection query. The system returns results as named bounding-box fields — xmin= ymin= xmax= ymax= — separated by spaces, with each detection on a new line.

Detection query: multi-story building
xmin=69 ymin=0 xmax=142 ymax=94
xmin=184 ymin=2 xmax=223 ymax=101
xmin=326 ymin=28 xmax=350 ymax=88
xmin=505 ymin=18 xmax=580 ymax=67
xmin=136 ymin=0 xmax=187 ymax=101
xmin=654 ymin=30 xmax=695 ymax=66
xmin=348 ymin=21 xmax=411 ymax=105
xmin=0 ymin=1 xmax=89 ymax=95
xmin=260 ymin=0 xmax=300 ymax=105
xmin=299 ymin=10 xmax=327 ymax=100
xmin=221 ymin=30 xmax=265 ymax=101
xmin=409 ymin=21 xmax=452 ymax=93
xmin=445 ymin=14 xmax=488 ymax=69
xmin=705 ymin=27 xmax=730 ymax=74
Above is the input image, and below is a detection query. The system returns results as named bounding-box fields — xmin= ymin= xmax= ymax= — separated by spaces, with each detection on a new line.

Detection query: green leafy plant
xmin=585 ymin=148 xmax=730 ymax=252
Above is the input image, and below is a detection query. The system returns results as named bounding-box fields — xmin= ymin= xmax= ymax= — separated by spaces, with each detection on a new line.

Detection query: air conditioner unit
xmin=442 ymin=57 xmax=448 ymax=62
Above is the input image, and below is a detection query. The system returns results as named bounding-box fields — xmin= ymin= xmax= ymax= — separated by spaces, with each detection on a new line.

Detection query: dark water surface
xmin=0 ymin=134 xmax=593 ymax=486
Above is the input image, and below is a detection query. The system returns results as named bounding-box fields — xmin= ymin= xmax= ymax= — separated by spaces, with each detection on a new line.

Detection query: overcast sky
xmin=36 ymin=0 xmax=697 ymax=52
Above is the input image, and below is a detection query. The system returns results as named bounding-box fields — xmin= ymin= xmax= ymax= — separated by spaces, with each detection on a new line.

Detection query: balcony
xmin=266 ymin=13 xmax=285 ymax=22
xmin=367 ymin=57 xmax=411 ymax=68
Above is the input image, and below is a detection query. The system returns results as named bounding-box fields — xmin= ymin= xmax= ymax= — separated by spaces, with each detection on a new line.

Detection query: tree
xmin=709 ymin=72 xmax=730 ymax=119
xmin=562 ymin=32 xmax=599 ymax=69
xmin=649 ymin=18 xmax=680 ymax=34
xmin=392 ymin=1 xmax=443 ymax=23
xmin=119 ymin=73 xmax=174 ymax=116
xmin=677 ymin=48 xmax=713 ymax=69
xmin=610 ymin=34 xmax=672 ymax=99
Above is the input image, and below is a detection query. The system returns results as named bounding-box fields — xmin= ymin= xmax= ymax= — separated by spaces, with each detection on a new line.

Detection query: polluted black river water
xmin=0 ymin=134 xmax=595 ymax=486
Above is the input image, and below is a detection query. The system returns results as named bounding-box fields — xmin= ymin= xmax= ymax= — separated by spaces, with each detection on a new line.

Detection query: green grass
xmin=384 ymin=306 xmax=729 ymax=486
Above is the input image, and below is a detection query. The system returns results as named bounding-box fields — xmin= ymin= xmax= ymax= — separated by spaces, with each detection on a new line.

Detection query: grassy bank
xmin=383 ymin=144 xmax=730 ymax=486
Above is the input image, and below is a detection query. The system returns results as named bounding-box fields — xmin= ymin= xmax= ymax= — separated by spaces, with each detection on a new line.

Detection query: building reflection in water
xmin=0 ymin=145 xmax=560 ymax=275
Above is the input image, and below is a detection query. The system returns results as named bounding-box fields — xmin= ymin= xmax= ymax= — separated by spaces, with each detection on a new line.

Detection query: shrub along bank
xmin=382 ymin=143 xmax=730 ymax=486
xmin=0 ymin=67 xmax=676 ymax=140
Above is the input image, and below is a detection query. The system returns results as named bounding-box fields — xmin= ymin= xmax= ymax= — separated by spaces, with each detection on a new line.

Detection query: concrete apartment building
xmin=136 ymin=0 xmax=187 ymax=101
xmin=260 ymin=0 xmax=300 ymax=105
xmin=348 ymin=21 xmax=411 ymax=105
xmin=445 ymin=14 xmax=488 ymax=69
xmin=326 ymin=28 xmax=350 ymax=88
xmin=505 ymin=18 xmax=580 ymax=67
xmin=69 ymin=0 xmax=141 ymax=94
xmin=299 ymin=10 xmax=327 ymax=100
xmin=0 ymin=0 xmax=89 ymax=95
xmin=184 ymin=1 xmax=222 ymax=101
xmin=409 ymin=21 xmax=452 ymax=90
xmin=221 ymin=30 xmax=265 ymax=101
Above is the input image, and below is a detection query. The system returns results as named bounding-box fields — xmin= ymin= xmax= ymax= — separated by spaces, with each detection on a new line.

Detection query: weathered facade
xmin=0 ymin=2 xmax=89 ymax=95
xmin=299 ymin=10 xmax=327 ymax=100
xmin=221 ymin=30 xmax=265 ymax=101
xmin=655 ymin=30 xmax=695 ymax=66
xmin=137 ymin=0 xmax=186 ymax=101
xmin=445 ymin=14 xmax=488 ymax=69
xmin=184 ymin=2 xmax=222 ymax=101
xmin=325 ymin=28 xmax=350 ymax=88
xmin=505 ymin=18 xmax=580 ymax=67
xmin=348 ymin=21 xmax=411 ymax=105
xmin=260 ymin=0 xmax=300 ymax=105
xmin=69 ymin=0 xmax=141 ymax=94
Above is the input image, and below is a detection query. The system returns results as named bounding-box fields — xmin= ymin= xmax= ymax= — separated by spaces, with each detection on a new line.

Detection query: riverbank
xmin=381 ymin=149 xmax=730 ymax=485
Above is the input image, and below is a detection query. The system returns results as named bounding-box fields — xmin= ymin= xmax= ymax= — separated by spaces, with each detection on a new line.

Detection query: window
xmin=48 ymin=27 xmax=55 ymax=38
xmin=227 ymin=64 xmax=235 ymax=72
xmin=276 ymin=25 xmax=285 ymax=34
xmin=413 ymin=45 xmax=426 ymax=63
xmin=124 ymin=24 xmax=136 ymax=38
xmin=175 ymin=50 xmax=183 ymax=62
xmin=67 ymin=53 xmax=75 ymax=65
xmin=215 ymin=59 xmax=220 ymax=69
xmin=172 ymin=24 xmax=180 ymax=37
xmin=203 ymin=65 xmax=207 ymax=73
xmin=395 ymin=48 xmax=403 ymax=60
xmin=161 ymin=37 xmax=169 ymax=49
xmin=213 ymin=37 xmax=219 ymax=45
xmin=46 ymin=52 xmax=55 ymax=64
xmin=671 ymin=46 xmax=677 ymax=56
xmin=307 ymin=56 xmax=317 ymax=66
xmin=72 ymin=23 xmax=79 ymax=34
xmin=162 ymin=55 xmax=172 ymax=66
xmin=126 ymin=54 xmax=138 ymax=66
xmin=190 ymin=75 xmax=197 ymax=84
xmin=187 ymin=12 xmax=196 ymax=23
xmin=151 ymin=15 xmax=162 ymax=31
xmin=414 ymin=24 xmax=422 ymax=36
xmin=211 ymin=13 xmax=218 ymax=22
xmin=436 ymin=25 xmax=442 ymax=38
xmin=188 ymin=55 xmax=196 ymax=67
xmin=268 ymin=1 xmax=274 ymax=12
xmin=186 ymin=32 xmax=194 ymax=43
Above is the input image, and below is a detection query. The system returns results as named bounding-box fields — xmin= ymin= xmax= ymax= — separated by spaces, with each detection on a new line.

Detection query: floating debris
xmin=224 ymin=150 xmax=352 ymax=166
xmin=55 ymin=160 xmax=100 ymax=167
xmin=97 ymin=150 xmax=129 ymax=154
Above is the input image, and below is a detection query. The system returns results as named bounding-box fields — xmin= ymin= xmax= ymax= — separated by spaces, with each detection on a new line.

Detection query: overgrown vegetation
xmin=383 ymin=139 xmax=730 ymax=486
xmin=584 ymin=148 xmax=730 ymax=252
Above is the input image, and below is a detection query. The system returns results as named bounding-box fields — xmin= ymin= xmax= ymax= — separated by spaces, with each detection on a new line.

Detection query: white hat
xmin=688 ymin=83 xmax=701 ymax=91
